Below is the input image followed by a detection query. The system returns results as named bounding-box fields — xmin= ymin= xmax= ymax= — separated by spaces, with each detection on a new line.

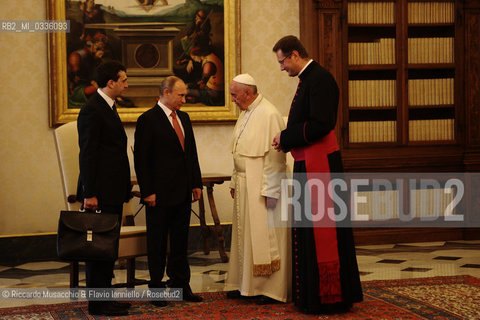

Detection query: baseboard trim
xmin=353 ymin=227 xmax=480 ymax=245
xmin=0 ymin=225 xmax=232 ymax=265
xmin=2 ymin=226 xmax=477 ymax=265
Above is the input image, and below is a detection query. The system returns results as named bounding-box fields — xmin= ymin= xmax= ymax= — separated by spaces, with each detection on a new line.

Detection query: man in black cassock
xmin=272 ymin=35 xmax=363 ymax=314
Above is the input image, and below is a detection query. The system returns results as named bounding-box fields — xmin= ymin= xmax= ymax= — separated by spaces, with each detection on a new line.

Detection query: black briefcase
xmin=57 ymin=210 xmax=120 ymax=261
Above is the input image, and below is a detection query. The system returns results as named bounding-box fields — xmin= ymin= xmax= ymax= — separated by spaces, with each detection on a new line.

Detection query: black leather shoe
xmin=256 ymin=295 xmax=279 ymax=305
xmin=226 ymin=290 xmax=241 ymax=299
xmin=183 ymin=287 xmax=203 ymax=302
xmin=112 ymin=301 xmax=131 ymax=309
xmin=88 ymin=302 xmax=129 ymax=316
xmin=151 ymin=300 xmax=168 ymax=307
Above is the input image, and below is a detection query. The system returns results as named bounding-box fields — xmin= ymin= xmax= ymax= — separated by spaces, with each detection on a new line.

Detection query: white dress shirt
xmin=157 ymin=101 xmax=185 ymax=136
xmin=97 ymin=88 xmax=115 ymax=110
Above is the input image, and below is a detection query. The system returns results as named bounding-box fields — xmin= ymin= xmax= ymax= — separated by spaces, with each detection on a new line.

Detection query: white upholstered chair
xmin=54 ymin=121 xmax=148 ymax=288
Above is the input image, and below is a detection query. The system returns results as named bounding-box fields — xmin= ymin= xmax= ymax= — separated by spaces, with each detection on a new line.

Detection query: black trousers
xmin=146 ymin=201 xmax=192 ymax=289
xmin=85 ymin=204 xmax=122 ymax=308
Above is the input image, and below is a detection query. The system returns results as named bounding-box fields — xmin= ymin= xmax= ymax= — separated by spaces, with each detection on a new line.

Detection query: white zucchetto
xmin=232 ymin=73 xmax=257 ymax=86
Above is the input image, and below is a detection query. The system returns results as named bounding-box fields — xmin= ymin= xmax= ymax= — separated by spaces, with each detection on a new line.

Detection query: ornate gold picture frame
xmin=47 ymin=0 xmax=240 ymax=127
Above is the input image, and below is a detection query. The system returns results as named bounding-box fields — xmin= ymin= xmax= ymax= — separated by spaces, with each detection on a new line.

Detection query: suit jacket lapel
xmin=299 ymin=60 xmax=316 ymax=81
xmin=96 ymin=92 xmax=115 ymax=116
xmin=96 ymin=92 xmax=126 ymax=139
xmin=153 ymin=104 xmax=184 ymax=152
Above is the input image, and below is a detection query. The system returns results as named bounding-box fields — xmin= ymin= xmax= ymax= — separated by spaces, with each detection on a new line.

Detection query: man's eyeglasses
xmin=278 ymin=53 xmax=292 ymax=66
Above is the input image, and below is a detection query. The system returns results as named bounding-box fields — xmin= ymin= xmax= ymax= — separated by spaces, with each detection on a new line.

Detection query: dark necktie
xmin=112 ymin=101 xmax=120 ymax=120
xmin=171 ymin=111 xmax=185 ymax=150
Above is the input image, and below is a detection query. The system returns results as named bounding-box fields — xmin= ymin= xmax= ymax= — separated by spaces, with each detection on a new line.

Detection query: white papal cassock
xmin=225 ymin=94 xmax=291 ymax=302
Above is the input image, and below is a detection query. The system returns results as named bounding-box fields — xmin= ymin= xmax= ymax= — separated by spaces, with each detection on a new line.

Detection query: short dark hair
xmin=272 ymin=35 xmax=308 ymax=59
xmin=159 ymin=76 xmax=182 ymax=96
xmin=95 ymin=61 xmax=126 ymax=88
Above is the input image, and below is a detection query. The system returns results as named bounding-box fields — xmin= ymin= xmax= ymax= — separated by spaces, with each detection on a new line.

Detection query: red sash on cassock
xmin=291 ymin=130 xmax=343 ymax=304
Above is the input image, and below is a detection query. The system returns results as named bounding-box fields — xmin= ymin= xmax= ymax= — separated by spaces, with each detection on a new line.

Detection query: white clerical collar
xmin=246 ymin=94 xmax=263 ymax=112
xmin=298 ymin=59 xmax=313 ymax=77
xmin=97 ymin=88 xmax=115 ymax=110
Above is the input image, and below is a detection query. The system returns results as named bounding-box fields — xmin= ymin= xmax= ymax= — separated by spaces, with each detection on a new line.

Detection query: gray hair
xmin=159 ymin=76 xmax=182 ymax=96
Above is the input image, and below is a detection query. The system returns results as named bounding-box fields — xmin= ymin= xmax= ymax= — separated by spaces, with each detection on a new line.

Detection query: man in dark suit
xmin=272 ymin=35 xmax=363 ymax=314
xmin=76 ymin=61 xmax=132 ymax=316
xmin=134 ymin=76 xmax=203 ymax=306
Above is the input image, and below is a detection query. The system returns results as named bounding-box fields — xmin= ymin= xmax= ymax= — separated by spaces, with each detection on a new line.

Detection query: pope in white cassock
xmin=225 ymin=74 xmax=291 ymax=304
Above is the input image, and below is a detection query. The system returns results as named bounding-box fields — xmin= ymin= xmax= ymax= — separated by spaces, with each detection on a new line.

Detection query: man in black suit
xmin=134 ymin=76 xmax=203 ymax=306
xmin=272 ymin=36 xmax=363 ymax=314
xmin=76 ymin=61 xmax=132 ymax=316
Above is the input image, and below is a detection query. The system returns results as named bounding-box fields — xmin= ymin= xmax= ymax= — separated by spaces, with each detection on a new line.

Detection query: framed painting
xmin=47 ymin=0 xmax=240 ymax=127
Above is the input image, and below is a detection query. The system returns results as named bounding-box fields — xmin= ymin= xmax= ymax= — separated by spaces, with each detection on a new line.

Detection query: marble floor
xmin=0 ymin=240 xmax=479 ymax=308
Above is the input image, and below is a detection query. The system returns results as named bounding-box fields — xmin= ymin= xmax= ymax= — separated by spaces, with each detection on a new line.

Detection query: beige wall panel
xmin=0 ymin=0 xmax=299 ymax=234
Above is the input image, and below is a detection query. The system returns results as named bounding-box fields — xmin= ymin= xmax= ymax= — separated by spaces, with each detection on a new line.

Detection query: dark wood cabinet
xmin=300 ymin=0 xmax=480 ymax=244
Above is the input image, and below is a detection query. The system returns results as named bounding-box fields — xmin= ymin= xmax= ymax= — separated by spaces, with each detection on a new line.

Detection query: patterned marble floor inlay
xmin=401 ymin=267 xmax=432 ymax=272
xmin=377 ymin=259 xmax=407 ymax=264
xmin=0 ymin=240 xmax=478 ymax=308
xmin=202 ymin=270 xmax=226 ymax=275
xmin=433 ymin=256 xmax=462 ymax=261
xmin=0 ymin=266 xmax=73 ymax=279
xmin=460 ymin=264 xmax=480 ymax=269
